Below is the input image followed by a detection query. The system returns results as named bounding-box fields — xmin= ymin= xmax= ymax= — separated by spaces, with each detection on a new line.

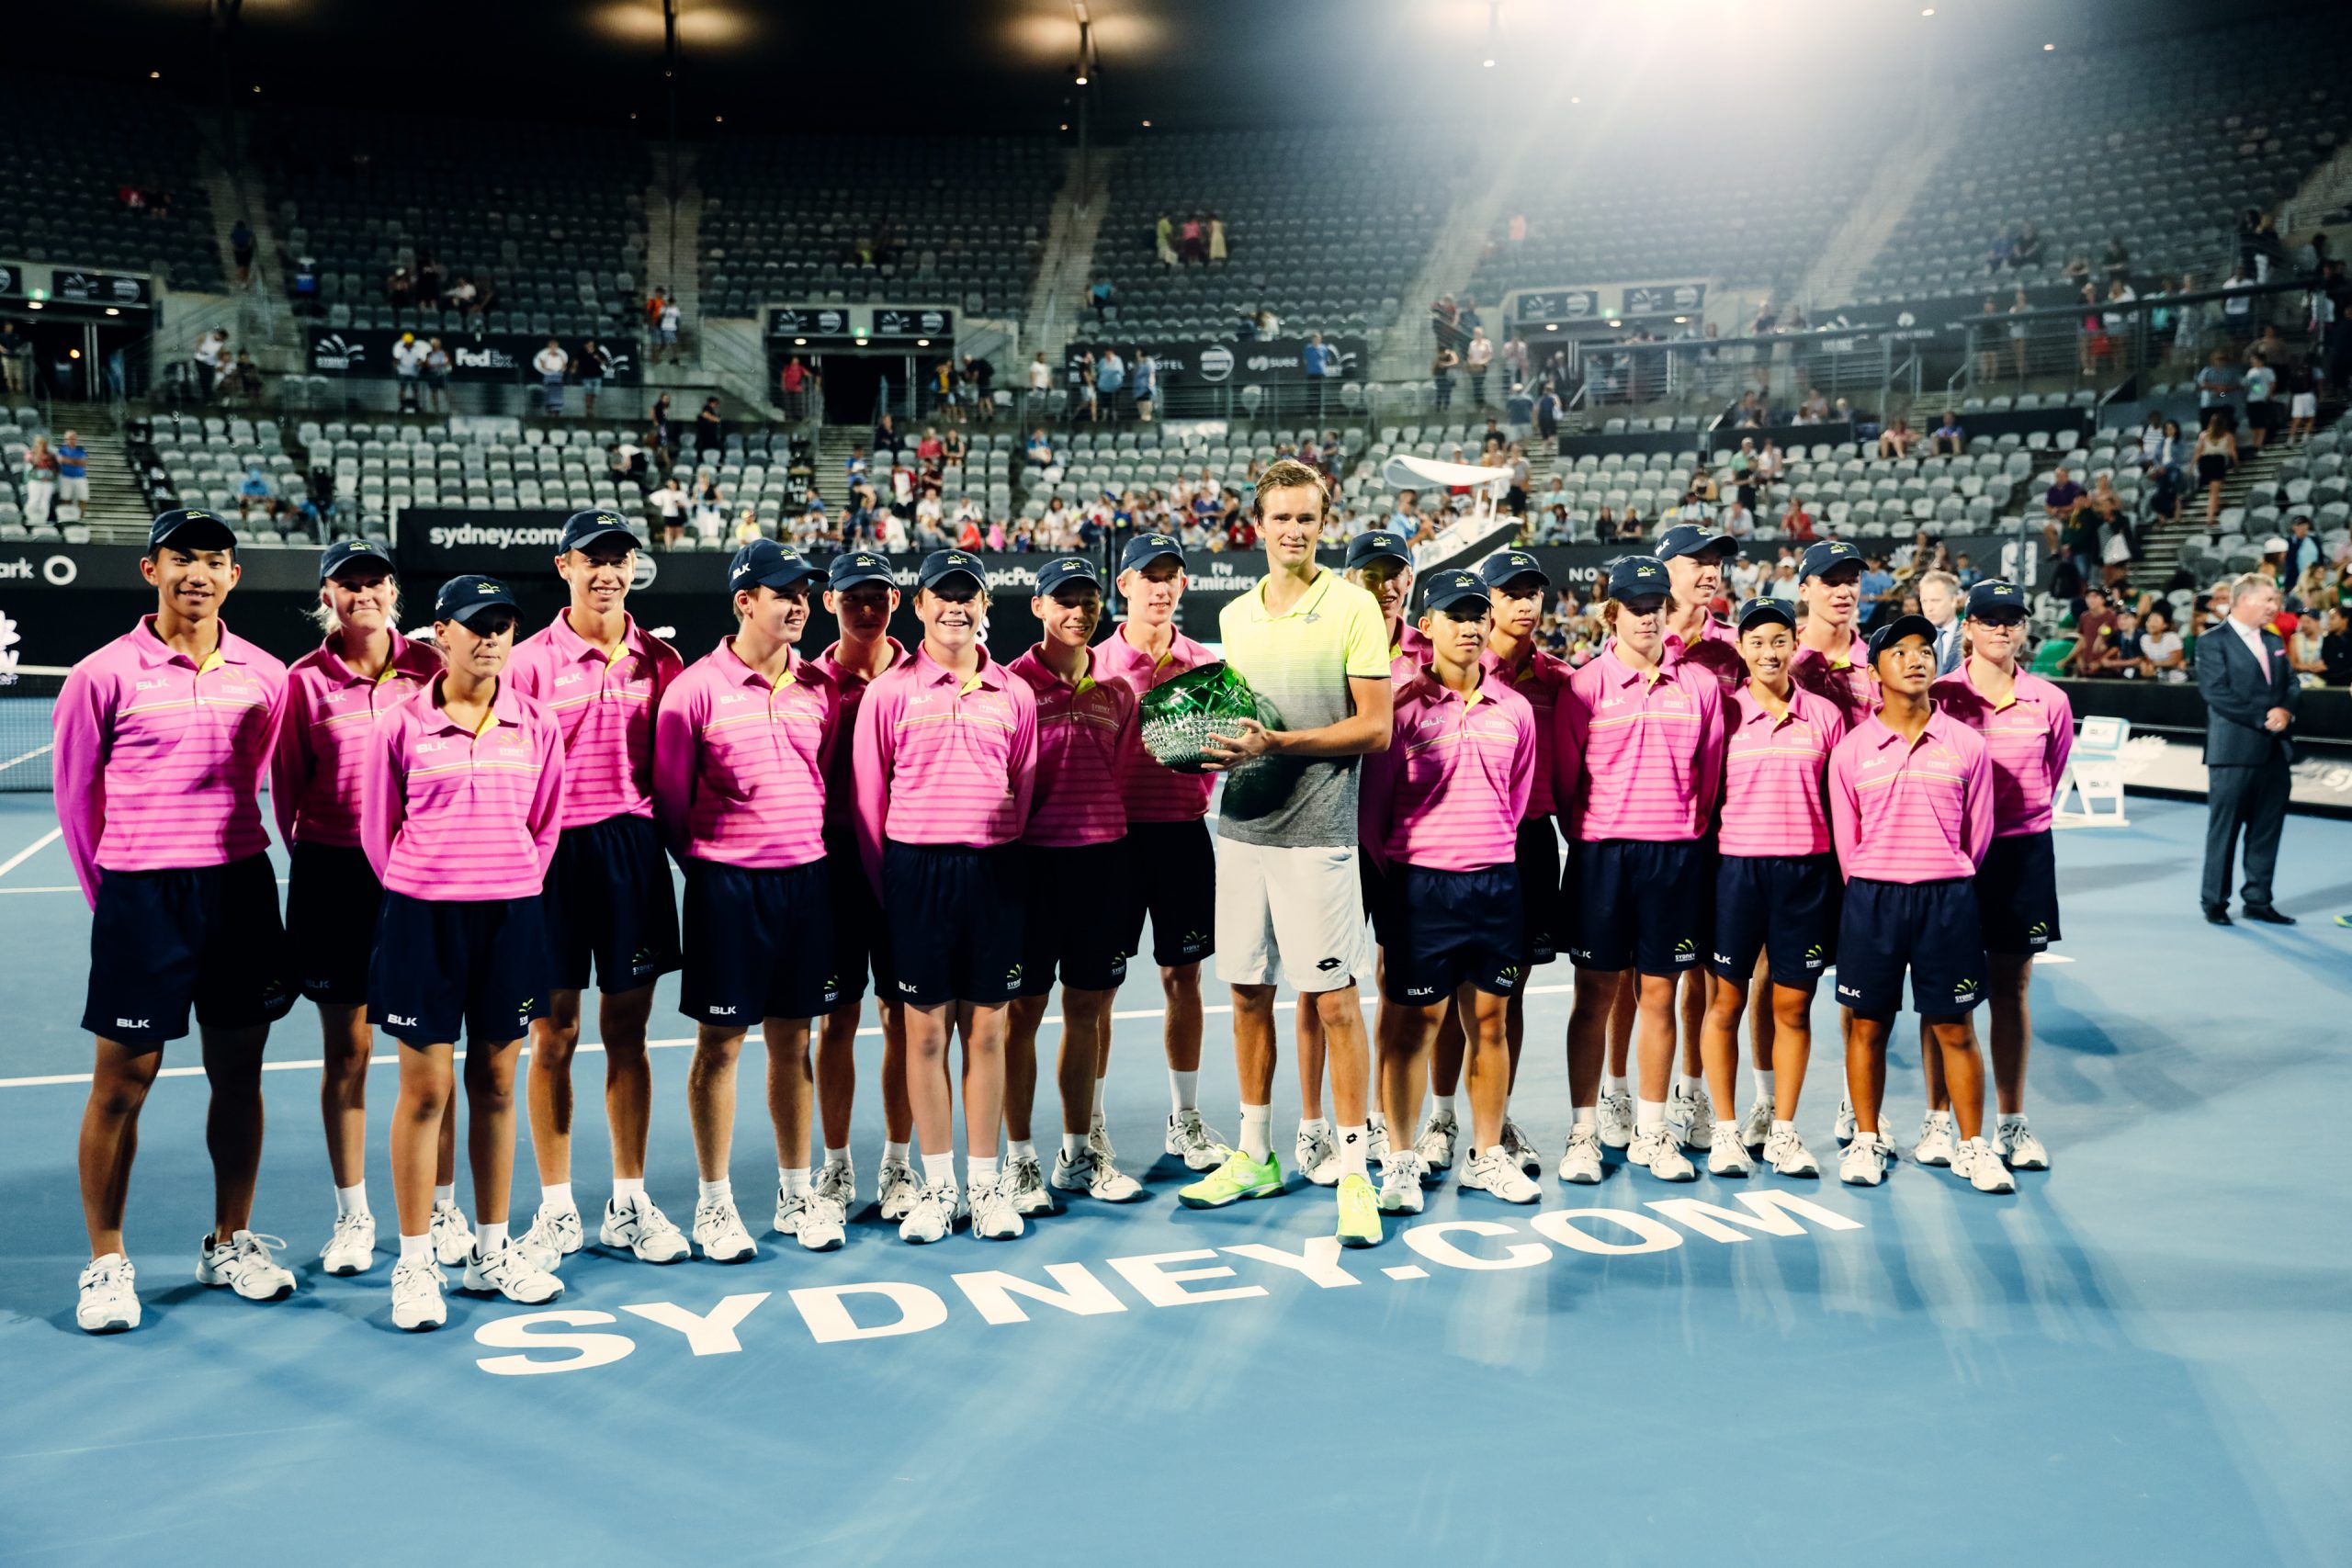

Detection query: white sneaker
xmin=197 ymin=1230 xmax=297 ymax=1302
xmin=1555 ymin=1124 xmax=1605 ymax=1185
xmin=1764 ymin=1127 xmax=1821 ymax=1178
xmin=1004 ymin=1153 xmax=1056 ymax=1215
xmin=600 ymin=1192 xmax=691 ymax=1263
xmin=1596 ymin=1089 xmax=1635 ymax=1149
xmin=1051 ymin=1145 xmax=1148 ymax=1202
xmin=1707 ymin=1129 xmax=1753 ymax=1177
xmin=1088 ymin=1116 xmax=1118 ymax=1166
xmin=320 ymin=1211 xmax=378 ymax=1277
xmin=816 ymin=1157 xmax=857 ymax=1210
xmin=1296 ymin=1122 xmax=1340 ymax=1187
xmin=1839 ymin=1133 xmax=1894 ymax=1187
xmin=461 ymin=1240 xmax=564 ymax=1303
xmin=877 ymin=1158 xmax=923 ymax=1222
xmin=430 ymin=1200 xmax=477 ymax=1268
xmin=1165 ymin=1110 xmax=1225 ymax=1171
xmin=1461 ymin=1146 xmax=1540 ymax=1203
xmin=390 ymin=1258 xmax=447 ymax=1331
xmin=515 ymin=1202 xmax=579 ymax=1273
xmin=1738 ymin=1097 xmax=1774 ymax=1154
xmin=898 ymin=1181 xmax=962 ymax=1245
xmin=76 ymin=1253 xmax=140 ymax=1334
xmin=793 ymin=1192 xmax=846 ymax=1251
xmin=1627 ymin=1129 xmax=1697 ymax=1182
xmin=1367 ymin=1113 xmax=1392 ymax=1165
xmin=692 ymin=1196 xmax=758 ymax=1263
xmin=1833 ymin=1095 xmax=1858 ymax=1145
xmin=969 ymin=1176 xmax=1026 ymax=1240
xmin=1668 ymin=1084 xmax=1715 ymax=1150
xmin=1954 ymin=1137 xmax=2018 ymax=1194
xmin=1413 ymin=1109 xmax=1459 ymax=1171
xmin=1377 ymin=1149 xmax=1428 ymax=1213
xmin=1996 ymin=1116 xmax=2050 ymax=1171
xmin=1913 ymin=1111 xmax=1957 ymax=1168
xmin=1500 ymin=1117 xmax=1542 ymax=1176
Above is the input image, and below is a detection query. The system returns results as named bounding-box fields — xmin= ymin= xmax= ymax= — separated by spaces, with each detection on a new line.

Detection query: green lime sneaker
xmin=1177 ymin=1146 xmax=1283 ymax=1209
xmin=1335 ymin=1172 xmax=1383 ymax=1248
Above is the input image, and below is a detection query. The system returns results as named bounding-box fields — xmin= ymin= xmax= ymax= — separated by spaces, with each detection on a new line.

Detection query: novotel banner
xmin=1062 ymin=337 xmax=1367 ymax=389
xmin=305 ymin=330 xmax=642 ymax=386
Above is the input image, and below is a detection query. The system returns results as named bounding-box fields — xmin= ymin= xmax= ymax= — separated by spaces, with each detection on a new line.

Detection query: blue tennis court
xmin=1 ymin=790 xmax=2346 ymax=1565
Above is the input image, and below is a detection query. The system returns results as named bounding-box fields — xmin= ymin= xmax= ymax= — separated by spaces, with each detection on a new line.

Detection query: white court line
xmin=0 ymin=985 xmax=1580 ymax=1090
xmin=0 ymin=741 xmax=55 ymax=777
xmin=0 ymin=825 xmax=62 ymax=879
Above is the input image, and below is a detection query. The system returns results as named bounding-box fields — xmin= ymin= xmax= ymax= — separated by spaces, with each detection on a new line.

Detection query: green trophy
xmin=1136 ymin=661 xmax=1285 ymax=776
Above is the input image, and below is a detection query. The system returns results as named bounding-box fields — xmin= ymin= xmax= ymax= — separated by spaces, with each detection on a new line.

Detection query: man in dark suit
xmin=1920 ymin=569 xmax=1964 ymax=674
xmin=2195 ymin=573 xmax=2301 ymax=924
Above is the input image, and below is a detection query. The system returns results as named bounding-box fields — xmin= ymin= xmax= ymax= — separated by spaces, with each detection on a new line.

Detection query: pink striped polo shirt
xmin=813 ymin=637 xmax=910 ymax=839
xmin=851 ymin=644 xmax=1039 ymax=892
xmin=271 ymin=631 xmax=445 ymax=849
xmin=1929 ymin=661 xmax=2075 ymax=837
xmin=1092 ymin=623 xmax=1216 ymax=823
xmin=1717 ymin=683 xmax=1848 ymax=857
xmin=506 ymin=610 xmax=683 ymax=829
xmin=361 ymin=676 xmax=565 ymax=900
xmin=1790 ymin=630 xmax=1873 ymax=730
xmin=53 ymin=616 xmax=289 ymax=907
xmin=1664 ymin=614 xmax=1745 ymax=693
xmin=1826 ymin=707 xmax=1995 ymax=884
xmin=1555 ymin=647 xmax=1724 ymax=843
xmin=1361 ymin=667 xmax=1534 ymax=872
xmin=1480 ymin=642 xmax=1570 ymax=818
xmin=652 ymin=638 xmax=837 ymax=869
xmin=1009 ymin=645 xmax=1136 ymax=848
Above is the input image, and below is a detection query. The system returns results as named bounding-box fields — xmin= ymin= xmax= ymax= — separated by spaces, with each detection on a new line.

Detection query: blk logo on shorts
xmin=387 ymin=1014 xmax=419 ymax=1027
xmin=115 ymin=1018 xmax=150 ymax=1031
xmin=1836 ymin=984 xmax=1861 ymax=1001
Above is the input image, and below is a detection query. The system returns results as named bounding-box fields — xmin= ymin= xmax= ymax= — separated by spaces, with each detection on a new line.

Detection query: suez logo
xmin=463 ymin=1192 xmax=1864 ymax=1377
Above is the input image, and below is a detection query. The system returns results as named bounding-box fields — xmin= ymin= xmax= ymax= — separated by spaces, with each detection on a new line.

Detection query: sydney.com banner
xmin=305 ymin=329 xmax=642 ymax=387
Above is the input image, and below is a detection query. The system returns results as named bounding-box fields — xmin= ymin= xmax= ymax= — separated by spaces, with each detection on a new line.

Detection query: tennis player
xmin=1360 ymin=570 xmax=1541 ymax=1211
xmin=1094 ymin=533 xmax=1226 ymax=1171
xmin=1179 ymin=458 xmax=1393 ymax=1249
xmin=852 ymin=550 xmax=1041 ymax=1243
xmin=363 ymin=576 xmax=570 ymax=1329
xmin=811 ymin=550 xmax=918 ymax=1219
xmin=1554 ymin=555 xmax=1725 ymax=1185
xmin=509 ymin=511 xmax=688 ymax=1269
xmin=57 ymin=508 xmax=298 ymax=1334
xmin=653 ymin=542 xmax=842 ymax=1261
xmin=272 ymin=538 xmax=467 ymax=1277
xmin=1826 ymin=616 xmax=2013 ymax=1193
xmin=1003 ymin=556 xmax=1148 ymax=1213
xmin=1698 ymin=598 xmax=1848 ymax=1179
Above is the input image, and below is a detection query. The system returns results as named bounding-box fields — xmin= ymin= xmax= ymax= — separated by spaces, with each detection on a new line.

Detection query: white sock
xmin=1674 ymin=1072 xmax=1701 ymax=1100
xmin=1636 ymin=1099 xmax=1667 ymax=1134
xmin=1927 ymin=1108 xmax=1953 ymax=1126
xmin=967 ymin=1155 xmax=1001 ymax=1187
xmin=1091 ymin=1076 xmax=1106 ymax=1119
xmin=1605 ymin=1073 xmax=1630 ymax=1099
xmin=433 ymin=1182 xmax=458 ymax=1208
xmin=399 ymin=1233 xmax=430 ymax=1264
xmin=1998 ymin=1111 xmax=2028 ymax=1127
xmin=884 ymin=1140 xmax=910 ymax=1168
xmin=1061 ymin=1132 xmax=1090 ymax=1161
xmin=1572 ymin=1104 xmax=1598 ymax=1129
xmin=1771 ymin=1119 xmax=1794 ymax=1135
xmin=476 ymin=1220 xmax=509 ymax=1251
xmin=1170 ymin=1068 xmax=1198 ymax=1113
xmin=1369 ymin=1110 xmax=1388 ymax=1132
xmin=698 ymin=1177 xmax=732 ymax=1202
xmin=1008 ymin=1138 xmax=1035 ymax=1166
xmin=1433 ymin=1093 xmax=1457 ymax=1119
xmin=1714 ymin=1119 xmax=1739 ymax=1136
xmin=1338 ymin=1123 xmax=1369 ymax=1178
xmin=1238 ymin=1103 xmax=1272 ymax=1160
xmin=334 ymin=1182 xmax=369 ymax=1217
xmin=776 ymin=1167 xmax=811 ymax=1197
xmin=1754 ymin=1069 xmax=1777 ymax=1101
xmin=611 ymin=1176 xmax=646 ymax=1203
xmin=921 ymin=1152 xmax=956 ymax=1188
xmin=822 ymin=1145 xmax=851 ymax=1168
xmin=539 ymin=1181 xmax=573 ymax=1213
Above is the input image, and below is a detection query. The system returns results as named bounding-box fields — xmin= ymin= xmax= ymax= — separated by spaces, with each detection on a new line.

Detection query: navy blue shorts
xmin=1376 ymin=863 xmax=1525 ymax=1003
xmin=1514 ymin=818 xmax=1562 ymax=968
xmin=540 ymin=813 xmax=680 ymax=992
xmin=368 ymin=891 xmax=552 ymax=1047
xmin=1976 ymin=831 xmax=2061 ymax=955
xmin=82 ymin=853 xmax=297 ymax=1051
xmin=882 ymin=841 xmax=1026 ymax=1007
xmin=1562 ymin=838 xmax=1707 ymax=976
xmin=826 ymin=833 xmax=897 ymax=1006
xmin=1118 ymin=818 xmax=1216 ymax=967
xmin=680 ymin=858 xmax=839 ymax=1025
xmin=1020 ymin=840 xmax=1136 ymax=996
xmin=286 ymin=840 xmax=384 ymax=1004
xmin=1832 ymin=876 xmax=1988 ymax=1019
xmin=1710 ymin=852 xmax=1840 ymax=990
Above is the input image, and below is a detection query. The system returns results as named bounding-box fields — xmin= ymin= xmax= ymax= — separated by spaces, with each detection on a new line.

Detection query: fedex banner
xmin=305 ymin=330 xmax=642 ymax=387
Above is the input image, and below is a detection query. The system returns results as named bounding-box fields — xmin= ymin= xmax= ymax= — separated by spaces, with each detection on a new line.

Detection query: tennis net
xmin=0 ymin=665 xmax=63 ymax=793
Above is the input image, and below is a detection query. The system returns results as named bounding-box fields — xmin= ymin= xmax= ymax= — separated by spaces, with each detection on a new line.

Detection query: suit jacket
xmin=2196 ymin=621 xmax=2301 ymax=766
xmin=1932 ymin=619 xmax=1964 ymax=676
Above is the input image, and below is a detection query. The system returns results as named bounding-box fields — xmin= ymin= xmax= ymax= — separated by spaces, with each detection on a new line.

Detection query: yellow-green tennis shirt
xmin=1216 ymin=566 xmax=1391 ymax=847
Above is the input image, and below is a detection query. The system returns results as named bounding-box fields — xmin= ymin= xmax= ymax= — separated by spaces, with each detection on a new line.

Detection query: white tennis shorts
xmin=1214 ymin=839 xmax=1374 ymax=993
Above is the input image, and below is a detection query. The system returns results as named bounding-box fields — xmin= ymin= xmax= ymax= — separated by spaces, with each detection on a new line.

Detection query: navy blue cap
xmin=918 ymin=549 xmax=986 ymax=591
xmin=828 ymin=549 xmax=898 ymax=590
xmin=148 ymin=507 xmax=235 ymax=554
xmin=728 ymin=539 xmax=823 ymax=595
xmin=559 ymin=509 xmax=640 ymax=555
xmin=1345 ymin=530 xmax=1412 ymax=570
xmin=1798 ymin=539 xmax=1864 ymax=581
xmin=318 ymin=537 xmax=393 ymax=581
xmin=1118 ymin=533 xmax=1186 ymax=574
xmin=1607 ymin=555 xmax=1671 ymax=601
xmin=1478 ymin=549 xmax=1549 ymax=590
xmin=1035 ymin=556 xmax=1102 ymax=597
xmin=1420 ymin=569 xmax=1491 ymax=615
xmin=1736 ymin=597 xmax=1795 ymax=634
xmin=433 ymin=574 xmax=519 ymax=626
xmin=1656 ymin=523 xmax=1739 ymax=562
xmin=1964 ymin=579 xmax=2030 ymax=621
xmin=1866 ymin=614 xmax=1938 ymax=665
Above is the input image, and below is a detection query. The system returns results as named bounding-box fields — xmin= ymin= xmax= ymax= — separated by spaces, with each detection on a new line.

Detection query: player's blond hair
xmin=1252 ymin=458 xmax=1329 ymax=521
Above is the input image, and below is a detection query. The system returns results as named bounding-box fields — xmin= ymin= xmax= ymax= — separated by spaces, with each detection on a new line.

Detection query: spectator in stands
xmin=1614 ymin=509 xmax=1645 ymax=544
xmin=227 ymin=350 xmax=264 ymax=409
xmin=1859 ymin=555 xmax=1895 ymax=626
xmin=2220 ymin=262 xmax=2256 ymax=338
xmin=235 ymin=464 xmax=275 ymax=523
xmin=1208 ymin=213 xmax=1227 ymax=264
xmin=447 ymin=275 xmax=478 ymax=314
xmin=576 ymin=338 xmax=605 ymax=418
xmin=1134 ymin=350 xmax=1159 ymax=422
xmin=1025 ymin=428 xmax=1054 ymax=470
xmin=393 ymin=332 xmax=427 ymax=413
xmin=1719 ymin=496 xmax=1756 ymax=541
xmin=2041 ymin=465 xmax=2086 ymax=534
xmin=608 ymin=442 xmax=650 ymax=496
xmin=1501 ymin=333 xmax=1529 ymax=390
xmin=1076 ymin=355 xmax=1100 ymax=422
xmin=2064 ymin=585 xmax=2120 ymax=676
xmin=1505 ymin=381 xmax=1534 ymax=434
xmin=733 ymin=509 xmax=764 ymax=547
xmin=2319 ymin=605 xmax=2352 ymax=686
xmin=1875 ymin=418 xmax=1917 ymax=459
xmin=0 ymin=321 xmax=26 ymax=395
xmin=1254 ymin=308 xmax=1281 ymax=341
xmin=2062 ymin=250 xmax=2091 ymax=285
xmin=2285 ymin=361 xmax=2319 ymax=444
xmin=1155 ymin=212 xmax=1177 ymax=266
xmin=1095 ymin=346 xmax=1125 ymax=417
xmin=417 ymin=337 xmax=450 ymax=413
xmin=1431 ymin=344 xmax=1459 ymax=412
xmin=693 ymin=473 xmax=727 ymax=544
xmin=1180 ymin=214 xmax=1205 ymax=265
xmin=2010 ymin=221 xmax=2043 ymax=268
xmin=2193 ymin=415 xmax=2237 ymax=528
xmin=50 ymin=430 xmax=86 ymax=524
xmin=2243 ymin=352 xmax=2278 ymax=452
xmin=1430 ymin=296 xmax=1461 ymax=354
xmin=2288 ymin=605 xmax=2328 ymax=678
xmin=306 ymin=464 xmax=337 ymax=529
xmin=653 ymin=293 xmax=682 ymax=364
xmin=2101 ymin=236 xmax=2132 ymax=284
xmin=654 ymin=475 xmax=688 ymax=547
xmin=691 ymin=396 xmax=723 ymax=461
xmin=2138 ymin=606 xmax=2187 ymax=681
xmin=1931 ymin=411 xmax=1966 ymax=457
xmin=779 ymin=355 xmax=810 ymax=420
xmin=533 ymin=338 xmax=568 ymax=415
xmin=1780 ymin=494 xmax=1815 ymax=542
xmin=230 ymin=219 xmax=255 ymax=286
xmin=1534 ymin=381 xmax=1560 ymax=439
xmin=650 ymin=392 xmax=675 ymax=469
xmin=388 ymin=265 xmax=413 ymax=307
xmin=872 ymin=411 xmax=901 ymax=458
xmin=2282 ymin=516 xmax=2323 ymax=583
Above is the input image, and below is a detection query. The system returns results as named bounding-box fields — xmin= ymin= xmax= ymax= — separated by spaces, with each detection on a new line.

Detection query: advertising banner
xmin=305 ymin=330 xmax=641 ymax=386
xmin=1064 ymin=337 xmax=1368 ymax=389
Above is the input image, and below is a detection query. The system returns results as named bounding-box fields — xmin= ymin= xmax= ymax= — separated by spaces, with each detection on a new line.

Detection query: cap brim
xmin=565 ymin=526 xmax=640 ymax=553
xmin=322 ymin=548 xmax=393 ymax=580
xmin=1426 ymin=594 xmax=1492 ymax=615
xmin=922 ymin=569 xmax=984 ymax=591
xmin=445 ymin=599 xmax=518 ymax=626
xmin=155 ymin=519 xmax=237 ymax=553
xmin=1122 ymin=547 xmax=1185 ymax=570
